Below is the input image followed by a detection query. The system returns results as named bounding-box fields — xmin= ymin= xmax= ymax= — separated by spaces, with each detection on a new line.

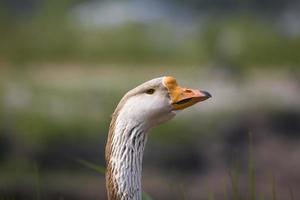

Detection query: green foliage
xmin=201 ymin=16 xmax=300 ymax=69
xmin=0 ymin=1 xmax=299 ymax=68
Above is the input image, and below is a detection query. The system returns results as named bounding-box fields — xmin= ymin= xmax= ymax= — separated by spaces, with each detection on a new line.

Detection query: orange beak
xmin=163 ymin=76 xmax=211 ymax=110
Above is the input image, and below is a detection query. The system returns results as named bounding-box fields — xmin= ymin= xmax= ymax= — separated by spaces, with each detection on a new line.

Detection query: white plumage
xmin=105 ymin=76 xmax=211 ymax=200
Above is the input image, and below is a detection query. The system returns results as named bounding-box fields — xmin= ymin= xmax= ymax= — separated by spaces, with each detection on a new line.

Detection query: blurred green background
xmin=0 ymin=0 xmax=300 ymax=199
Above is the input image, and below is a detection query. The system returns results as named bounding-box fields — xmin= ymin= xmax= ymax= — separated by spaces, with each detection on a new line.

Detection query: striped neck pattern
xmin=106 ymin=118 xmax=148 ymax=200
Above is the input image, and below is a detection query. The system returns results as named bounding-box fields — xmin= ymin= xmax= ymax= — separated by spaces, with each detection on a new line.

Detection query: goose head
xmin=114 ymin=76 xmax=211 ymax=130
xmin=106 ymin=76 xmax=211 ymax=200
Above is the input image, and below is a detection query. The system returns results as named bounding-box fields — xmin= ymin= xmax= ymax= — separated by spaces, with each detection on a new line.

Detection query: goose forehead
xmin=141 ymin=77 xmax=164 ymax=88
xmin=129 ymin=77 xmax=165 ymax=93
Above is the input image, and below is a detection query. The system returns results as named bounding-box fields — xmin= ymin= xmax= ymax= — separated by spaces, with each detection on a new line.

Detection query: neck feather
xmin=106 ymin=109 xmax=148 ymax=200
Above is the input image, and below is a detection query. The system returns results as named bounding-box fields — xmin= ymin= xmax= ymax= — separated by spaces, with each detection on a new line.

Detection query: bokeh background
xmin=1 ymin=0 xmax=300 ymax=199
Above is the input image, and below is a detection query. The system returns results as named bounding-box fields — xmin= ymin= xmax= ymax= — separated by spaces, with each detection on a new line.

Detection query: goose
xmin=105 ymin=76 xmax=211 ymax=200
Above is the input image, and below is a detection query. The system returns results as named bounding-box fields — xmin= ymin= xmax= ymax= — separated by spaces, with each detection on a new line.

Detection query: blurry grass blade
xmin=179 ymin=184 xmax=187 ymax=200
xmin=222 ymin=178 xmax=227 ymax=200
xmin=288 ymin=186 xmax=294 ymax=200
xmin=229 ymin=158 xmax=241 ymax=200
xmin=74 ymin=158 xmax=106 ymax=175
xmin=288 ymin=185 xmax=294 ymax=200
xmin=208 ymin=190 xmax=215 ymax=200
xmin=142 ymin=192 xmax=153 ymax=200
xmin=248 ymin=132 xmax=256 ymax=200
xmin=229 ymin=170 xmax=240 ymax=200
xmin=33 ymin=163 xmax=42 ymax=200
xmin=259 ymin=192 xmax=265 ymax=200
xmin=270 ymin=174 xmax=277 ymax=200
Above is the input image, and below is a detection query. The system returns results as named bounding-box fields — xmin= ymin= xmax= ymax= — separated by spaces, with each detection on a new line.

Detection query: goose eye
xmin=146 ymin=88 xmax=155 ymax=95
